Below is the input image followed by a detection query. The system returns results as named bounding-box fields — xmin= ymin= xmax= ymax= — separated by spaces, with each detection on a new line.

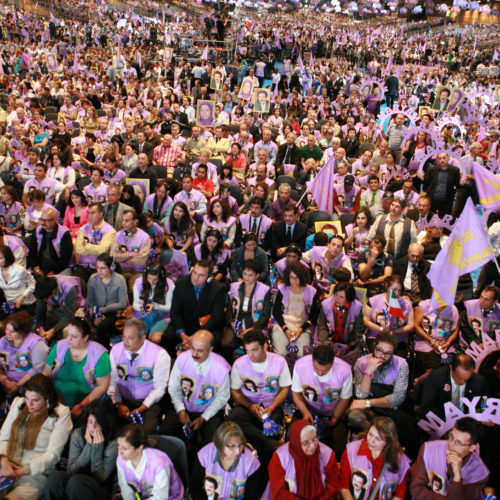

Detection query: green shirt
xmin=46 ymin=346 xmax=111 ymax=408
xmin=300 ymin=144 xmax=323 ymax=162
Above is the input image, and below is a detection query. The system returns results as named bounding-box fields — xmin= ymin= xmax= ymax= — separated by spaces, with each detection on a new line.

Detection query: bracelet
xmin=269 ymin=404 xmax=276 ymax=412
xmin=282 ymin=324 xmax=288 ymax=332
xmin=363 ymin=371 xmax=373 ymax=378
xmin=330 ymin=417 xmax=338 ymax=426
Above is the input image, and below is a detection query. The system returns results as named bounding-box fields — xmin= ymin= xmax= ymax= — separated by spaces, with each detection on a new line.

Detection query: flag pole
xmin=295 ymin=156 xmax=334 ymax=208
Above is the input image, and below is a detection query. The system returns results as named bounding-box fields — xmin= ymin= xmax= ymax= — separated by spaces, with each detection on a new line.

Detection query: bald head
xmin=41 ymin=208 xmax=58 ymax=232
xmin=190 ymin=330 xmax=214 ymax=363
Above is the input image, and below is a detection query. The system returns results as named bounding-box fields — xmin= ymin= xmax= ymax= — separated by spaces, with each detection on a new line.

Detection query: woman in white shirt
xmin=0 ymin=245 xmax=36 ymax=317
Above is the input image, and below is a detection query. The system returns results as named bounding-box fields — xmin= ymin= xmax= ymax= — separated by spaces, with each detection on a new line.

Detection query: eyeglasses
xmin=374 ymin=347 xmax=393 ymax=358
xmin=41 ymin=218 xmax=56 ymax=223
xmin=225 ymin=443 xmax=244 ymax=450
xmin=448 ymin=432 xmax=471 ymax=448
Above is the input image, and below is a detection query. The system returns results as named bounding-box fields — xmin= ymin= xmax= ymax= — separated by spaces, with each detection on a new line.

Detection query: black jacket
xmin=170 ymin=276 xmax=226 ymax=336
xmin=276 ymin=143 xmax=301 ymax=171
xmin=419 ymin=365 xmax=489 ymax=419
xmin=393 ymin=256 xmax=432 ymax=302
xmin=27 ymin=225 xmax=73 ymax=275
xmin=269 ymin=220 xmax=307 ymax=259
xmin=423 ymin=165 xmax=461 ymax=201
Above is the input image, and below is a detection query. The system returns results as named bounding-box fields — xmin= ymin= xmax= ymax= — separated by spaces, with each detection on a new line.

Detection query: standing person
xmin=189 ymin=421 xmax=264 ymax=500
xmin=116 ymin=424 xmax=184 ymax=500
xmin=43 ymin=400 xmax=118 ymax=500
xmin=268 ymin=419 xmax=340 ymax=499
xmin=340 ymin=416 xmax=410 ymax=500
xmin=0 ymin=375 xmax=73 ymax=500
xmin=410 ymin=418 xmax=489 ymax=500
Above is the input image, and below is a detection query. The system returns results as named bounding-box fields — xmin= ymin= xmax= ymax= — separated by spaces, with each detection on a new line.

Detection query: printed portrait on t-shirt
xmin=427 ymin=471 xmax=445 ymax=495
xmin=436 ymin=317 xmax=453 ymax=338
xmin=253 ymin=300 xmax=264 ymax=320
xmin=136 ymin=366 xmax=153 ymax=382
xmin=14 ymin=352 xmax=32 ymax=372
xmin=468 ymin=317 xmax=483 ymax=337
xmin=486 ymin=320 xmax=500 ymax=338
xmin=242 ymin=378 xmax=258 ymax=393
xmin=180 ymin=376 xmax=195 ymax=401
xmin=0 ymin=215 xmax=5 ymax=227
xmin=264 ymin=376 xmax=279 ymax=393
xmin=381 ymin=482 xmax=397 ymax=500
xmin=196 ymin=383 xmax=218 ymax=406
xmin=204 ymin=474 xmax=221 ymax=500
xmin=350 ymin=468 xmax=368 ymax=500
xmin=303 ymin=385 xmax=319 ymax=402
xmin=86 ymin=368 xmax=97 ymax=386
xmin=117 ymin=364 xmax=129 ymax=381
xmin=324 ymin=386 xmax=340 ymax=403
xmin=0 ymin=352 xmax=9 ymax=372
xmin=229 ymin=479 xmax=246 ymax=499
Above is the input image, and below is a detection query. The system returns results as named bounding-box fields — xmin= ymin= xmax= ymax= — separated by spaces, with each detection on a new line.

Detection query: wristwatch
xmin=365 ymin=400 xmax=371 ymax=409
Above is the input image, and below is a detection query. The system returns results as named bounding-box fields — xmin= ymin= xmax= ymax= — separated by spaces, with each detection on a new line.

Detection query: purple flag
xmin=264 ymin=38 xmax=270 ymax=51
xmin=309 ymin=52 xmax=314 ymax=69
xmin=237 ymin=29 xmax=244 ymax=44
xmin=427 ymin=198 xmax=495 ymax=310
xmin=50 ymin=11 xmax=55 ymax=23
xmin=73 ymin=49 xmax=78 ymax=72
xmin=472 ymin=162 xmax=500 ymax=212
xmin=396 ymin=65 xmax=402 ymax=78
xmin=493 ymin=50 xmax=499 ymax=62
xmin=22 ymin=28 xmax=29 ymax=40
xmin=201 ymin=45 xmax=208 ymax=60
xmin=298 ymin=54 xmax=305 ymax=75
xmin=307 ymin=155 xmax=335 ymax=214
xmin=276 ymin=37 xmax=281 ymax=50
xmin=386 ymin=52 xmax=392 ymax=74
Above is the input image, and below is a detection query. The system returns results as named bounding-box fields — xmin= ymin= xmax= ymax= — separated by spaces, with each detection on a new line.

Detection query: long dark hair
xmin=207 ymin=198 xmax=231 ymax=223
xmin=140 ymin=263 xmax=167 ymax=305
xmin=22 ymin=374 xmax=60 ymax=417
xmin=80 ymin=400 xmax=117 ymax=443
xmin=169 ymin=201 xmax=192 ymax=234
xmin=201 ymin=228 xmax=224 ymax=261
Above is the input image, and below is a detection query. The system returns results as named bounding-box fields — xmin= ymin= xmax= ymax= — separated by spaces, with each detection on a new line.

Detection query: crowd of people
xmin=0 ymin=0 xmax=499 ymax=498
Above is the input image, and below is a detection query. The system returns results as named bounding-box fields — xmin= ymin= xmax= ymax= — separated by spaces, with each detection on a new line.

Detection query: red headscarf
xmin=289 ymin=419 xmax=324 ymax=499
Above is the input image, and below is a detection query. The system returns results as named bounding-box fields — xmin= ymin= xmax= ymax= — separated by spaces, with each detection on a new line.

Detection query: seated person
xmin=357 ymin=236 xmax=393 ymax=297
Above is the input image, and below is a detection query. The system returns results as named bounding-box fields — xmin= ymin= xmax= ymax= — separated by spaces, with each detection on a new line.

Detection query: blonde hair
xmin=213 ymin=421 xmax=246 ymax=454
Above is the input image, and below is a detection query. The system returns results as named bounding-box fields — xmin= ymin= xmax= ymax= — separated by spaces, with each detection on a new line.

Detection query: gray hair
xmin=124 ymin=319 xmax=147 ymax=338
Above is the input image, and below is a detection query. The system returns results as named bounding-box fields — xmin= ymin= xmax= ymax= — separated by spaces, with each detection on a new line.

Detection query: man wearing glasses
xmin=351 ymin=333 xmax=419 ymax=459
xmin=410 ymin=417 xmax=489 ymax=499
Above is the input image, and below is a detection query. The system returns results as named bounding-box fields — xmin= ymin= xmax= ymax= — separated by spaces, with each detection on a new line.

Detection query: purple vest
xmin=239 ymin=213 xmax=273 ymax=246
xmin=26 ymin=202 xmax=57 ymax=223
xmin=25 ymin=177 xmax=60 ymax=204
xmin=164 ymin=219 xmax=199 ymax=249
xmin=229 ymin=281 xmax=270 ymax=323
xmin=174 ymin=189 xmax=205 ymax=213
xmin=52 ymin=339 xmax=107 ymax=388
xmin=347 ymin=439 xmax=410 ymax=499
xmin=175 ymin=351 xmax=230 ymax=413
xmin=194 ymin=244 xmax=231 ymax=268
xmin=202 ymin=215 xmax=237 ymax=243
xmin=368 ymin=293 xmax=413 ymax=342
xmin=4 ymin=235 xmax=28 ymax=258
xmin=277 ymin=284 xmax=316 ymax=317
xmin=198 ymin=443 xmax=260 ymax=500
xmin=78 ymin=221 xmax=114 ymax=268
xmin=255 ymin=62 xmax=266 ymax=77
xmin=0 ymin=201 xmax=23 ymax=233
xmin=117 ymin=448 xmax=184 ymax=500
xmin=464 ymin=299 xmax=500 ymax=339
xmin=163 ymin=249 xmax=189 ymax=280
xmin=0 ymin=333 xmax=45 ymax=382
xmin=51 ymin=275 xmax=85 ymax=308
xmin=344 ymin=224 xmax=370 ymax=261
xmin=415 ymin=299 xmax=459 ymax=352
xmin=234 ymin=352 xmax=285 ymax=407
xmin=36 ymin=224 xmax=69 ymax=259
xmin=111 ymin=340 xmax=163 ymax=401
xmin=321 ymin=297 xmax=362 ymax=340
xmin=104 ymin=169 xmax=127 ymax=184
xmin=133 ymin=276 xmax=174 ymax=321
xmin=144 ymin=194 xmax=173 ymax=221
xmin=275 ymin=258 xmax=309 ymax=279
xmin=335 ymin=184 xmax=360 ymax=214
xmin=84 ymin=183 xmax=108 ymax=204
xmin=275 ymin=441 xmax=332 ymax=493
xmin=211 ymin=194 xmax=239 ymax=215
xmin=311 ymin=247 xmax=351 ymax=293
xmin=115 ymin=229 xmax=150 ymax=271
xmin=422 ymin=440 xmax=488 ymax=497
xmin=294 ymin=354 xmax=352 ymax=416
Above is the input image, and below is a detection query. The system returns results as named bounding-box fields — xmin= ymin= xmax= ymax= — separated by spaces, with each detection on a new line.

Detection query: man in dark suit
xmin=171 ymin=102 xmax=189 ymax=130
xmin=276 ymin=132 xmax=301 ymax=176
xmin=423 ymin=153 xmax=461 ymax=216
xmin=418 ymin=354 xmax=489 ymax=419
xmin=269 ymin=204 xmax=307 ymax=261
xmin=164 ymin=260 xmax=226 ymax=357
xmin=385 ymin=73 xmax=399 ymax=109
xmin=406 ymin=194 xmax=435 ymax=225
xmin=136 ymin=130 xmax=154 ymax=162
xmin=393 ymin=242 xmax=432 ymax=305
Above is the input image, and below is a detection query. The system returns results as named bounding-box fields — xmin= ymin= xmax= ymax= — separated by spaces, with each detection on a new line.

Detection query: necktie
xmin=195 ymin=287 xmax=201 ymax=301
xmin=370 ymin=192 xmax=376 ymax=207
xmin=451 ymin=383 xmax=462 ymax=410
xmin=387 ymin=221 xmax=396 ymax=256
xmin=130 ymin=353 xmax=139 ymax=364
xmin=285 ymin=225 xmax=292 ymax=244
xmin=411 ymin=264 xmax=420 ymax=296
xmin=251 ymin=218 xmax=258 ymax=234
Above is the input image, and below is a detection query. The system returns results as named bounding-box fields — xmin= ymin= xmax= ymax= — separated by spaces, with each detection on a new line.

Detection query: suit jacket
xmin=393 ymin=256 xmax=432 ymax=301
xmin=170 ymin=276 xmax=226 ymax=336
xmin=406 ymin=209 xmax=435 ymax=223
xmin=423 ymin=165 xmax=461 ymax=202
xmin=418 ymin=365 xmax=489 ymax=419
xmin=276 ymin=143 xmax=301 ymax=171
xmin=103 ymin=202 xmax=128 ymax=230
xmin=136 ymin=140 xmax=154 ymax=161
xmin=270 ymin=220 xmax=307 ymax=258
